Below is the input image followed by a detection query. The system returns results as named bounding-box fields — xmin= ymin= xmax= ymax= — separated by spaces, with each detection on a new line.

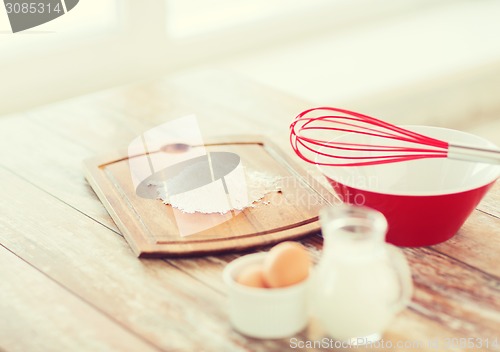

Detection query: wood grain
xmin=0 ymin=167 xmax=288 ymax=351
xmin=0 ymin=68 xmax=498 ymax=351
xmin=477 ymin=181 xmax=500 ymax=219
xmin=84 ymin=136 xmax=334 ymax=256
xmin=0 ymin=245 xmax=159 ymax=352
xmin=0 ymin=117 xmax=117 ymax=230
xmin=433 ymin=206 xmax=500 ymax=278
xmin=404 ymin=247 xmax=500 ymax=337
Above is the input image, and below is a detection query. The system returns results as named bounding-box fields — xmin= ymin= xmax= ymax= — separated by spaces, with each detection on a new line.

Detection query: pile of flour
xmin=150 ymin=169 xmax=282 ymax=214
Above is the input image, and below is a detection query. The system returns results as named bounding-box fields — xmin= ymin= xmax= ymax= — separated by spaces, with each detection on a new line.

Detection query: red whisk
xmin=290 ymin=107 xmax=500 ymax=167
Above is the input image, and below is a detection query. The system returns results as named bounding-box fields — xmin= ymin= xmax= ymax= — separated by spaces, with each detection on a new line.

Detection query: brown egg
xmin=235 ymin=264 xmax=268 ymax=288
xmin=262 ymin=242 xmax=311 ymax=288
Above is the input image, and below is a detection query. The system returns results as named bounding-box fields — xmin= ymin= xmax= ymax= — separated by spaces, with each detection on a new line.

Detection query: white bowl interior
xmin=317 ymin=126 xmax=500 ymax=196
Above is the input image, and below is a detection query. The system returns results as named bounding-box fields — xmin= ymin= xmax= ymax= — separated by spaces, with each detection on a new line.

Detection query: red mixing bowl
xmin=317 ymin=126 xmax=500 ymax=246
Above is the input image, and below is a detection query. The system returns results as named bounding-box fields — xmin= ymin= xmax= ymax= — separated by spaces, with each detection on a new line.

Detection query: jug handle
xmin=387 ymin=245 xmax=414 ymax=314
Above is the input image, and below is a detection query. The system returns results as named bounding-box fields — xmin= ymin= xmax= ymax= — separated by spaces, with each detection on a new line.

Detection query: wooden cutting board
xmin=83 ymin=135 xmax=335 ymax=257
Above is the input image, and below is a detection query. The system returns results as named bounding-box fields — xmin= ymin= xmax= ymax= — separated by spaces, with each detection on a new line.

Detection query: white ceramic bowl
xmin=317 ymin=126 xmax=500 ymax=246
xmin=223 ymin=252 xmax=309 ymax=339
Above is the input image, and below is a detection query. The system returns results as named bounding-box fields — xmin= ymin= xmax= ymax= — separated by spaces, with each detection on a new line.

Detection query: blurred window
xmin=0 ymin=0 xmax=118 ymax=58
xmin=166 ymin=0 xmax=333 ymax=38
xmin=0 ymin=0 xmax=452 ymax=114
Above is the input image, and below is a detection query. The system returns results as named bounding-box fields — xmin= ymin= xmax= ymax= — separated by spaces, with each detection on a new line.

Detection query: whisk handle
xmin=448 ymin=143 xmax=500 ymax=165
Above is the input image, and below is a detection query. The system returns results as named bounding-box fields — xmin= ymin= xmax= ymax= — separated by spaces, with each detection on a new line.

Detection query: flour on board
xmin=149 ymin=169 xmax=282 ymax=214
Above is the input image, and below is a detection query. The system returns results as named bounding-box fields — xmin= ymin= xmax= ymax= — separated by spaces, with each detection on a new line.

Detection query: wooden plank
xmin=0 ymin=69 xmax=498 ymax=350
xmin=166 ymin=236 xmax=500 ymax=352
xmin=84 ymin=136 xmax=333 ymax=256
xmin=1 ymin=166 xmax=492 ymax=351
xmin=403 ymin=247 xmax=500 ymax=338
xmin=0 ymin=245 xmax=159 ymax=352
xmin=477 ymin=181 xmax=500 ymax=219
xmin=18 ymin=69 xmax=499 ymax=254
xmin=0 ymin=167 xmax=294 ymax=351
xmin=1 ymin=69 xmax=309 ymax=234
xmin=432 ymin=208 xmax=500 ymax=278
xmin=24 ymin=69 xmax=310 ymax=158
xmin=0 ymin=117 xmax=117 ymax=231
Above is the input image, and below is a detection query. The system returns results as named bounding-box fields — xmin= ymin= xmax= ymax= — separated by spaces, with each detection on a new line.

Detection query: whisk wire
xmin=290 ymin=107 xmax=450 ymax=166
xmin=297 ymin=107 xmax=447 ymax=147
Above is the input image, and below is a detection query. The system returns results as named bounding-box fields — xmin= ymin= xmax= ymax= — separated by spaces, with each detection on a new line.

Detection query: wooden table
xmin=0 ymin=69 xmax=499 ymax=352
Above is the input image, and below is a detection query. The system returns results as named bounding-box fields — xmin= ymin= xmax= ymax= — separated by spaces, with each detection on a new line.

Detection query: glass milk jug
xmin=311 ymin=205 xmax=413 ymax=344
